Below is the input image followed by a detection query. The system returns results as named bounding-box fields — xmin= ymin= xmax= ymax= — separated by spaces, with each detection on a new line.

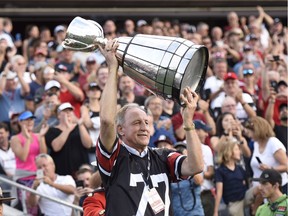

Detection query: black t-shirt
xmin=96 ymin=138 xmax=186 ymax=216
xmin=45 ymin=125 xmax=89 ymax=177
xmin=274 ymin=125 xmax=287 ymax=151
xmin=117 ymin=95 xmax=147 ymax=107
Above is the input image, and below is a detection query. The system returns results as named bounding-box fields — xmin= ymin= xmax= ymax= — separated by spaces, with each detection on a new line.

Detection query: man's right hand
xmin=99 ymin=39 xmax=119 ymax=72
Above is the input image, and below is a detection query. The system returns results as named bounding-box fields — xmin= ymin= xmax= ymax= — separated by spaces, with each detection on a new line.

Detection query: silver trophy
xmin=62 ymin=16 xmax=208 ymax=104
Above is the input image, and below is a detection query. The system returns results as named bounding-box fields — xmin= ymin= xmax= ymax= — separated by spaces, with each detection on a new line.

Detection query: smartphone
xmin=36 ymin=169 xmax=44 ymax=179
xmin=270 ymin=80 xmax=278 ymax=93
xmin=273 ymin=55 xmax=280 ymax=61
xmin=255 ymin=156 xmax=262 ymax=164
xmin=76 ymin=180 xmax=84 ymax=188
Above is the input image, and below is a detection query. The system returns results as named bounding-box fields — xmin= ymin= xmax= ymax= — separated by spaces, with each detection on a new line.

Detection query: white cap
xmin=6 ymin=71 xmax=17 ymax=80
xmin=57 ymin=102 xmax=74 ymax=113
xmin=137 ymin=20 xmax=147 ymax=27
xmin=54 ymin=25 xmax=66 ymax=34
xmin=44 ymin=80 xmax=60 ymax=91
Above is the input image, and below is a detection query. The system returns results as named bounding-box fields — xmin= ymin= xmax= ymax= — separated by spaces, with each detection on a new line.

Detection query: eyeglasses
xmin=243 ymin=69 xmax=254 ymax=76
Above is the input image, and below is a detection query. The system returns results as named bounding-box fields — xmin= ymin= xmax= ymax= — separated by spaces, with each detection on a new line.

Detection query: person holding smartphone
xmin=28 ymin=153 xmax=76 ymax=216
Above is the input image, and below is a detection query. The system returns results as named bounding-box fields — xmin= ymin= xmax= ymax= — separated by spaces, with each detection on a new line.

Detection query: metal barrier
xmin=0 ymin=176 xmax=83 ymax=215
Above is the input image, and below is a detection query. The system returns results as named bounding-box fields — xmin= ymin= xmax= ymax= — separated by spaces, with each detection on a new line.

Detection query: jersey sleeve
xmin=96 ymin=137 xmax=121 ymax=178
xmin=165 ymin=151 xmax=187 ymax=181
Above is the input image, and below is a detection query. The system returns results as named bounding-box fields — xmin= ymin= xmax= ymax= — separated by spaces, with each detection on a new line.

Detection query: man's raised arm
xmin=180 ymin=88 xmax=204 ymax=176
xmin=99 ymin=39 xmax=119 ymax=153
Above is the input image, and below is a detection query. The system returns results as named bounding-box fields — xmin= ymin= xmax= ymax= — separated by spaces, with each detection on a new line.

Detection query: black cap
xmin=248 ymin=34 xmax=258 ymax=41
xmin=56 ymin=64 xmax=68 ymax=72
xmin=277 ymin=80 xmax=288 ymax=88
xmin=154 ymin=135 xmax=173 ymax=146
xmin=252 ymin=169 xmax=282 ymax=185
xmin=274 ymin=18 xmax=281 ymax=24
xmin=88 ymin=82 xmax=101 ymax=90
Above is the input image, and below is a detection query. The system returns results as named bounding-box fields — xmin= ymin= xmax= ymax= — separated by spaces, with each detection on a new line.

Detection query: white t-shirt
xmin=37 ymin=175 xmax=76 ymax=216
xmin=201 ymin=144 xmax=214 ymax=191
xmin=211 ymin=92 xmax=256 ymax=121
xmin=203 ymin=76 xmax=223 ymax=94
xmin=0 ymin=147 xmax=16 ymax=176
xmin=251 ymin=137 xmax=287 ymax=187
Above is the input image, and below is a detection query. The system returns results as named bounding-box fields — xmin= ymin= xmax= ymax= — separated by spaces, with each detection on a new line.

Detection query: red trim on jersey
xmin=96 ymin=138 xmax=121 ymax=174
xmin=167 ymin=152 xmax=187 ymax=181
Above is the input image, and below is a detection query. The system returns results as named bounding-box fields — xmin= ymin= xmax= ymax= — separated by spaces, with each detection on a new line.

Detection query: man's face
xmin=77 ymin=171 xmax=92 ymax=188
xmin=259 ymin=182 xmax=275 ymax=199
xmin=5 ymin=78 xmax=17 ymax=91
xmin=195 ymin=129 xmax=208 ymax=143
xmin=214 ymin=62 xmax=227 ymax=79
xmin=118 ymin=108 xmax=150 ymax=149
xmin=224 ymin=79 xmax=239 ymax=95
xmin=0 ymin=128 xmax=9 ymax=145
xmin=119 ymin=76 xmax=135 ymax=94
xmin=97 ymin=67 xmax=109 ymax=86
xmin=147 ymin=97 xmax=163 ymax=118
xmin=36 ymin=157 xmax=55 ymax=179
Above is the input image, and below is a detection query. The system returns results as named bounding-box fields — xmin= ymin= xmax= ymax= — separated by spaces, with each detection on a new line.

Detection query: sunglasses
xmin=243 ymin=69 xmax=254 ymax=76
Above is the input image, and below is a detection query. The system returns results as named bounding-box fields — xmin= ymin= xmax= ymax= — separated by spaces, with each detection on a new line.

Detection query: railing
xmin=0 ymin=176 xmax=83 ymax=215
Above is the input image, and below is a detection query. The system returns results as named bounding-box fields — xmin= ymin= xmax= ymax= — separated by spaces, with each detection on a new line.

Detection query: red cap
xmin=224 ymin=72 xmax=238 ymax=81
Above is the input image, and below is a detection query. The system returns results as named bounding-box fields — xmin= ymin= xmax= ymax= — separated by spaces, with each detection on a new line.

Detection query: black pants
xmin=201 ymin=190 xmax=215 ymax=216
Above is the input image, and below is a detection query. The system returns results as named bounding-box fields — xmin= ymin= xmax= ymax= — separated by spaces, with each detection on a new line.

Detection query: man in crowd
xmin=96 ymin=39 xmax=203 ymax=215
xmin=28 ymin=153 xmax=76 ymax=216
xmin=254 ymin=169 xmax=288 ymax=216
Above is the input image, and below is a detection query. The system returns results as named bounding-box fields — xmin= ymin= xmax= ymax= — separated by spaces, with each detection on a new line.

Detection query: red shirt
xmin=59 ymin=90 xmax=83 ymax=118
xmin=83 ymin=190 xmax=106 ymax=216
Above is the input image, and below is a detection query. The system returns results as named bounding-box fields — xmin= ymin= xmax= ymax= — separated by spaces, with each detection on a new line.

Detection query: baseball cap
xmin=174 ymin=141 xmax=187 ymax=149
xmin=194 ymin=120 xmax=212 ymax=132
xmin=86 ymin=56 xmax=96 ymax=64
xmin=56 ymin=64 xmax=68 ymax=72
xmin=44 ymin=80 xmax=61 ymax=91
xmin=54 ymin=25 xmax=66 ymax=34
xmin=247 ymin=34 xmax=258 ymax=41
xmin=137 ymin=20 xmax=148 ymax=27
xmin=224 ymin=72 xmax=238 ymax=81
xmin=154 ymin=135 xmax=173 ymax=146
xmin=277 ymin=80 xmax=288 ymax=88
xmin=57 ymin=102 xmax=74 ymax=113
xmin=18 ymin=111 xmax=36 ymax=121
xmin=5 ymin=71 xmax=17 ymax=80
xmin=252 ymin=169 xmax=282 ymax=185
xmin=243 ymin=44 xmax=252 ymax=52
xmin=89 ymin=82 xmax=101 ymax=90
xmin=274 ymin=18 xmax=281 ymax=24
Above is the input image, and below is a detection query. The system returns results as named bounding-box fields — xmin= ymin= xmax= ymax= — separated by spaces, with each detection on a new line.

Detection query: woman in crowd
xmin=243 ymin=116 xmax=287 ymax=214
xmin=213 ymin=138 xmax=248 ymax=216
xmin=10 ymin=110 xmax=48 ymax=215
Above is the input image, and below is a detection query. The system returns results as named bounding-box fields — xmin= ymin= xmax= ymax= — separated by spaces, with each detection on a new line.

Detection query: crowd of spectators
xmin=0 ymin=5 xmax=287 ymax=216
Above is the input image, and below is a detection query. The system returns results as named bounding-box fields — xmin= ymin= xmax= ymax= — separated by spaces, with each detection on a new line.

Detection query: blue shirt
xmin=215 ymin=164 xmax=248 ymax=204
xmin=0 ymin=88 xmax=25 ymax=122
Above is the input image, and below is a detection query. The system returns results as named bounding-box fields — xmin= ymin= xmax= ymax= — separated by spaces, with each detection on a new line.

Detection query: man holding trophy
xmin=63 ymin=17 xmax=209 ymax=215
xmin=95 ymin=39 xmax=203 ymax=215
